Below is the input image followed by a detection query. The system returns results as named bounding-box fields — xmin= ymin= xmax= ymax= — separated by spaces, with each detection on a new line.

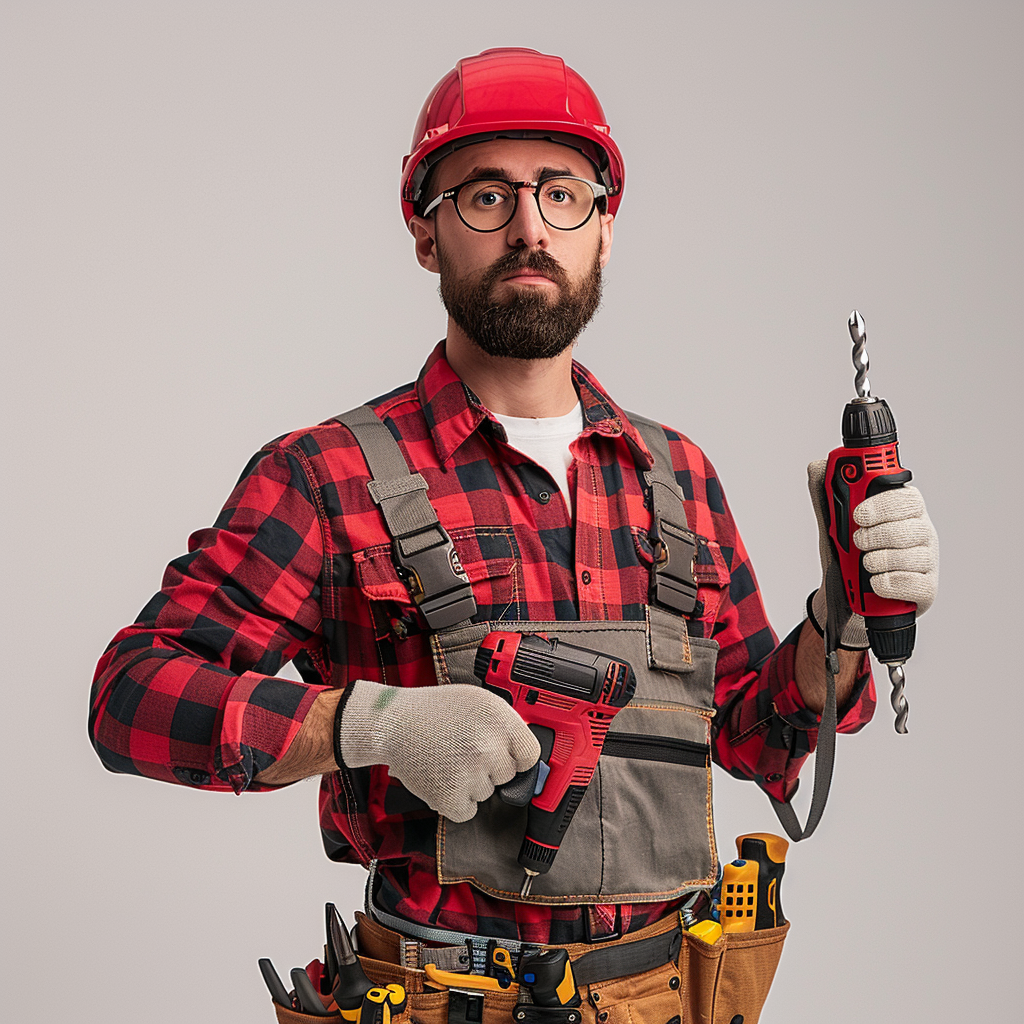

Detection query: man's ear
xmin=598 ymin=212 xmax=614 ymax=269
xmin=409 ymin=215 xmax=440 ymax=274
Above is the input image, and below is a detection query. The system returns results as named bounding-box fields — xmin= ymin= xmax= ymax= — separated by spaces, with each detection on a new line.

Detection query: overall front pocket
xmin=433 ymin=620 xmax=719 ymax=903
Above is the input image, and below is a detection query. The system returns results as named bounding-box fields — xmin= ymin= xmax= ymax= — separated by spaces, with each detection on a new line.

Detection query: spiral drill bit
xmin=887 ymin=663 xmax=909 ymax=734
xmin=849 ymin=310 xmax=871 ymax=399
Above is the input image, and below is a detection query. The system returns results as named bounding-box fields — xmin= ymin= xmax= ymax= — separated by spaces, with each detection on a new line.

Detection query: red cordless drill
xmin=825 ymin=311 xmax=916 ymax=732
xmin=473 ymin=632 xmax=636 ymax=896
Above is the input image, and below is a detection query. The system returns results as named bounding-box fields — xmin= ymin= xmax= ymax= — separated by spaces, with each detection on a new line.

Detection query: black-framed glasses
xmin=421 ymin=176 xmax=608 ymax=232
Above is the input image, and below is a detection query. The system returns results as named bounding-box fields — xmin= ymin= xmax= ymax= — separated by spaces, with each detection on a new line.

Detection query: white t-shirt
xmin=493 ymin=403 xmax=584 ymax=502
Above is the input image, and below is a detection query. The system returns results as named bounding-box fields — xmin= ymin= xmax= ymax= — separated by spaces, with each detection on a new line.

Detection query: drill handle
xmin=497 ymin=724 xmax=552 ymax=806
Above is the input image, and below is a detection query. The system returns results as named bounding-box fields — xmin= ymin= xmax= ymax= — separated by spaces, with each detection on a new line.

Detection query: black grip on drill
xmin=498 ymin=763 xmax=540 ymax=807
xmin=521 ymin=785 xmax=589 ymax=873
xmin=518 ymin=949 xmax=581 ymax=1007
xmin=498 ymin=725 xmax=552 ymax=806
xmin=862 ymin=471 xmax=917 ymax=664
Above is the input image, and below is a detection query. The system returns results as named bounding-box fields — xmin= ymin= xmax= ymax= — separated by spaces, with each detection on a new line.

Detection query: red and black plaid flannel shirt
xmin=90 ymin=341 xmax=874 ymax=944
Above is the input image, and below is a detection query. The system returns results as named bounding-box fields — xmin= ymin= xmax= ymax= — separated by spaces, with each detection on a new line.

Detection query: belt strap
xmin=627 ymin=413 xmax=698 ymax=616
xmin=337 ymin=405 xmax=478 ymax=630
xmin=573 ymin=925 xmax=682 ymax=986
xmin=364 ymin=866 xmax=681 ymax=986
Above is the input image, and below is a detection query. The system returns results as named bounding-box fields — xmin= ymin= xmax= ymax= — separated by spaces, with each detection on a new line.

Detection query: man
xmin=90 ymin=48 xmax=937 ymax=1018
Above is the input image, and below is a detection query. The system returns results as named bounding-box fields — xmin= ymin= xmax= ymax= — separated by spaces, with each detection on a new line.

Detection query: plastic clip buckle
xmin=393 ymin=523 xmax=478 ymax=630
xmin=651 ymin=519 xmax=698 ymax=615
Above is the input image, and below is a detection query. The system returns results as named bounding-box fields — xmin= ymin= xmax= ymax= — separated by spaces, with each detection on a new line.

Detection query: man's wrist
xmin=253 ymin=687 xmax=344 ymax=786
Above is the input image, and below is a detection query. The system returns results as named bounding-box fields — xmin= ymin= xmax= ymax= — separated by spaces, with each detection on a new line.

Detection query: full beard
xmin=437 ymin=243 xmax=603 ymax=360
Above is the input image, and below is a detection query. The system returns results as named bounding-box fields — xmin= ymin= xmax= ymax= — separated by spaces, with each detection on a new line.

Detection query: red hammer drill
xmin=825 ymin=311 xmax=917 ymax=732
xmin=473 ymin=632 xmax=636 ymax=896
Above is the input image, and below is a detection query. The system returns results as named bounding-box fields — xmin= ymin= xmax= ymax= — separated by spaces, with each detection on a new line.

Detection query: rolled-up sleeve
xmin=698 ymin=473 xmax=877 ymax=804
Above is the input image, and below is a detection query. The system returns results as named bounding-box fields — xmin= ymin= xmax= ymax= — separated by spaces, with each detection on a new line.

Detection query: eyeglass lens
xmin=456 ymin=178 xmax=596 ymax=231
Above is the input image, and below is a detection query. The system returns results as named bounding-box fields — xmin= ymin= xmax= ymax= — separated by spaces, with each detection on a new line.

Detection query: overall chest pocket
xmin=352 ymin=526 xmax=522 ymax=646
xmin=350 ymin=528 xmax=524 ymax=688
xmin=432 ymin=618 xmax=719 ymax=904
xmin=633 ymin=529 xmax=731 ymax=638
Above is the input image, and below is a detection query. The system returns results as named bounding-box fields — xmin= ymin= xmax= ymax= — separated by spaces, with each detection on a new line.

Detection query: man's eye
xmin=543 ymin=185 xmax=577 ymax=204
xmin=472 ymin=188 xmax=510 ymax=207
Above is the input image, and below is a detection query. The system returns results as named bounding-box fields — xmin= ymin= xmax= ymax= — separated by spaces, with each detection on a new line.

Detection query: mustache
xmin=484 ymin=248 xmax=568 ymax=287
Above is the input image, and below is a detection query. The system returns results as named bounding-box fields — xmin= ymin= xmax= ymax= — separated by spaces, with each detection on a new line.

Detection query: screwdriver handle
xmin=736 ymin=832 xmax=788 ymax=928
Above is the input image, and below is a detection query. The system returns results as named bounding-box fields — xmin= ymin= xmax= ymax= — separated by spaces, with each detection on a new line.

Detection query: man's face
xmin=409 ymin=138 xmax=614 ymax=360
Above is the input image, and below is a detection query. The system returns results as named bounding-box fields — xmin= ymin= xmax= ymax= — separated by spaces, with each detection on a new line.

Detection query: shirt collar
xmin=416 ymin=341 xmax=654 ymax=471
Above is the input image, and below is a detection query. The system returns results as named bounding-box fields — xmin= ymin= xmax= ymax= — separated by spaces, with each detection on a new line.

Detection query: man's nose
xmin=505 ymin=186 xmax=549 ymax=249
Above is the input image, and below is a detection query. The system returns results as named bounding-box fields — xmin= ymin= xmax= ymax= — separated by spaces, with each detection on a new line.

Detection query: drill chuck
xmin=841 ymin=397 xmax=897 ymax=448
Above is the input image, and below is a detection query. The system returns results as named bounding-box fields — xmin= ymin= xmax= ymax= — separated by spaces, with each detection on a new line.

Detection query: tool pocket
xmin=271 ymin=1005 xmax=340 ymax=1023
xmin=678 ymin=922 xmax=790 ymax=1024
xmin=432 ymin=619 xmax=719 ymax=903
xmin=580 ymin=960 xmax=684 ymax=1024
xmin=400 ymin=988 xmax=519 ymax=1024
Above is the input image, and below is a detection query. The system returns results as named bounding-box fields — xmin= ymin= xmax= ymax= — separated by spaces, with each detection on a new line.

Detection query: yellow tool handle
xmin=721 ymin=859 xmax=759 ymax=933
xmin=686 ymin=919 xmax=723 ymax=945
xmin=384 ymin=984 xmax=407 ymax=1015
xmin=424 ymin=965 xmax=516 ymax=993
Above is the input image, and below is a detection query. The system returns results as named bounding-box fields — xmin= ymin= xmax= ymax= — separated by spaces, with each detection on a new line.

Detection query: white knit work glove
xmin=337 ymin=680 xmax=541 ymax=823
xmin=807 ymin=460 xmax=939 ymax=647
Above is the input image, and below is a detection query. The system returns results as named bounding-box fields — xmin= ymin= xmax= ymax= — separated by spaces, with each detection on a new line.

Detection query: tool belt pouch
xmin=679 ymin=922 xmax=790 ymax=1024
xmin=272 ymin=1005 xmax=341 ymax=1024
xmin=430 ymin=612 xmax=719 ymax=903
xmin=269 ymin=953 xmax=420 ymax=1024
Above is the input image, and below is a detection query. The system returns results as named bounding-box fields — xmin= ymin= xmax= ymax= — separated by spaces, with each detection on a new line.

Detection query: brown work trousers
xmin=270 ymin=912 xmax=789 ymax=1024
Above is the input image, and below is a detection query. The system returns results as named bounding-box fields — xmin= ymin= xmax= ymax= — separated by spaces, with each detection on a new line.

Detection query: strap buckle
xmin=393 ymin=522 xmax=478 ymax=630
xmin=650 ymin=518 xmax=698 ymax=615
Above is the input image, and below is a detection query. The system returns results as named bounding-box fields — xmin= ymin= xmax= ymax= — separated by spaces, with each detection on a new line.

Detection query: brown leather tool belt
xmin=354 ymin=910 xmax=683 ymax=989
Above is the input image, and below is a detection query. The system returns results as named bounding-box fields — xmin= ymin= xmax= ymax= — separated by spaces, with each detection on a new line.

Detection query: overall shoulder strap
xmin=626 ymin=412 xmax=699 ymax=615
xmin=628 ymin=414 xmax=837 ymax=842
xmin=336 ymin=405 xmax=477 ymax=631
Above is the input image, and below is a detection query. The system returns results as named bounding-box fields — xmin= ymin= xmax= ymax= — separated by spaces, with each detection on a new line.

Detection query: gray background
xmin=3 ymin=1 xmax=1020 ymax=1020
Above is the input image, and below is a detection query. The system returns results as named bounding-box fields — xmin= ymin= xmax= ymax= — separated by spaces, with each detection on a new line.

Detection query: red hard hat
xmin=401 ymin=47 xmax=625 ymax=225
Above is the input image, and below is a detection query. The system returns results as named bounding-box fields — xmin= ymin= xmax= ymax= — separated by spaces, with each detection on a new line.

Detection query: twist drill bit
xmin=888 ymin=663 xmax=909 ymax=735
xmin=849 ymin=310 xmax=871 ymax=399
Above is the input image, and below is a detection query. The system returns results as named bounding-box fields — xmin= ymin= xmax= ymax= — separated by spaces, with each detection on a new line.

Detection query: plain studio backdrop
xmin=3 ymin=2 xmax=1020 ymax=1021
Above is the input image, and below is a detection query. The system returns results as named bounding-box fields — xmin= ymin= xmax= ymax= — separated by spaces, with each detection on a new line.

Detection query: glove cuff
xmin=806 ymin=590 xmax=825 ymax=637
xmin=335 ymin=679 xmax=399 ymax=770
xmin=332 ymin=682 xmax=360 ymax=770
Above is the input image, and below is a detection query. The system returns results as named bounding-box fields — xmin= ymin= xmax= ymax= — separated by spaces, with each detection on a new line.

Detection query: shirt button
xmin=538 ymin=490 xmax=551 ymax=504
xmin=581 ymin=571 xmax=592 ymax=585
